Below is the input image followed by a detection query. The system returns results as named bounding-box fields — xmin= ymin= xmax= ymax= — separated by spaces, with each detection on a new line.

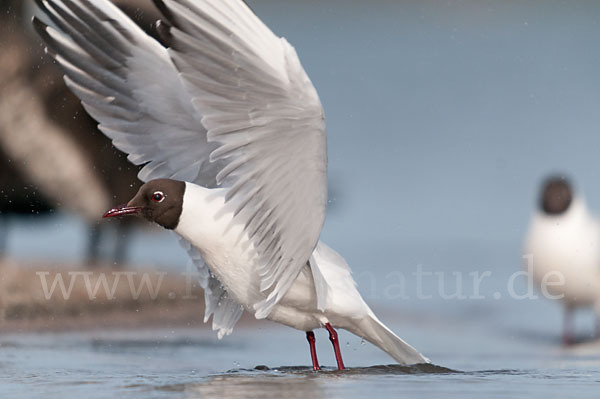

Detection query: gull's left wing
xmin=34 ymin=0 xmax=328 ymax=319
xmin=156 ymin=0 xmax=328 ymax=318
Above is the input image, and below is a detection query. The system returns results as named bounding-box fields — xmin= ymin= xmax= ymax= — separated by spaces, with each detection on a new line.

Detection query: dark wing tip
xmin=32 ymin=16 xmax=58 ymax=58
xmin=31 ymin=15 xmax=47 ymax=34
xmin=152 ymin=0 xmax=184 ymax=33
xmin=152 ymin=0 xmax=173 ymax=22
xmin=33 ymin=0 xmax=46 ymax=12
xmin=32 ymin=16 xmax=51 ymax=43
xmin=154 ymin=19 xmax=172 ymax=47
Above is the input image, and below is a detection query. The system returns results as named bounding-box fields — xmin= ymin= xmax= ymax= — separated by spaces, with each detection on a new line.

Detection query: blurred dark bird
xmin=524 ymin=175 xmax=600 ymax=345
xmin=0 ymin=0 xmax=164 ymax=263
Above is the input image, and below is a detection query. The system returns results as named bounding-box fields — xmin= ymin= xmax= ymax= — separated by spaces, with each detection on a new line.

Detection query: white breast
xmin=524 ymin=199 xmax=600 ymax=307
xmin=174 ymin=182 xmax=323 ymax=330
xmin=175 ymin=183 xmax=264 ymax=307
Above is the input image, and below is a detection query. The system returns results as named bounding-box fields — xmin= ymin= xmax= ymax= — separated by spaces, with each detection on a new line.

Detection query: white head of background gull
xmin=33 ymin=0 xmax=428 ymax=369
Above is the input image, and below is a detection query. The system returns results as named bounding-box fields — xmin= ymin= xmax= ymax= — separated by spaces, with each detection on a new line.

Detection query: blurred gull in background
xmin=524 ymin=175 xmax=600 ymax=344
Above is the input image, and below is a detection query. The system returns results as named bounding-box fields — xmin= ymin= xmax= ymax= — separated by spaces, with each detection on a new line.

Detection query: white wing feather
xmin=34 ymin=0 xmax=239 ymax=333
xmin=177 ymin=237 xmax=243 ymax=338
xmin=309 ymin=241 xmax=356 ymax=312
xmin=36 ymin=0 xmax=328 ymax=320
xmin=160 ymin=0 xmax=328 ymax=318
xmin=35 ymin=0 xmax=223 ymax=186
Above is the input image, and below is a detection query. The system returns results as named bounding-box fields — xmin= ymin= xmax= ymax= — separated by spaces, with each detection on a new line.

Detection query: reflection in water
xmin=172 ymin=374 xmax=322 ymax=399
xmin=158 ymin=364 xmax=457 ymax=398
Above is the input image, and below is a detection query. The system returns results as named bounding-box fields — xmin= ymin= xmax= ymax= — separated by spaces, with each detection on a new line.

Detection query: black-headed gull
xmin=524 ymin=176 xmax=600 ymax=344
xmin=33 ymin=0 xmax=428 ymax=369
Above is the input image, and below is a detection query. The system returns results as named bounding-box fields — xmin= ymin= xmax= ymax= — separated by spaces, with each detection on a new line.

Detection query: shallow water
xmin=2 ymin=312 xmax=600 ymax=399
xmin=4 ymin=0 xmax=600 ymax=397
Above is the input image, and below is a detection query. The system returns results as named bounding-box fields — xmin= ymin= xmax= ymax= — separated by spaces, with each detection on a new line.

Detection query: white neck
xmin=174 ymin=182 xmax=261 ymax=308
xmin=175 ymin=182 xmax=226 ymax=244
xmin=174 ymin=182 xmax=253 ymax=263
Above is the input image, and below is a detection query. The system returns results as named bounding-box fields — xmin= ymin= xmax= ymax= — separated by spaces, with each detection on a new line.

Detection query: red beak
xmin=102 ymin=205 xmax=143 ymax=218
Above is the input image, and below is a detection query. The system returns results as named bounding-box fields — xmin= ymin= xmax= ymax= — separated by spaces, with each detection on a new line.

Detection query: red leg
xmin=325 ymin=323 xmax=345 ymax=370
xmin=306 ymin=331 xmax=321 ymax=371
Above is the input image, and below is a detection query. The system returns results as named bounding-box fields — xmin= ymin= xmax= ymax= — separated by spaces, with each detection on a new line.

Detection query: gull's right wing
xmin=35 ymin=0 xmax=329 ymax=320
xmin=33 ymin=0 xmax=223 ymax=186
xmin=33 ymin=0 xmax=238 ymax=333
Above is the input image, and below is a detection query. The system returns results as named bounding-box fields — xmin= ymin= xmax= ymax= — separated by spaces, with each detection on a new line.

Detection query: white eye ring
xmin=151 ymin=191 xmax=166 ymax=203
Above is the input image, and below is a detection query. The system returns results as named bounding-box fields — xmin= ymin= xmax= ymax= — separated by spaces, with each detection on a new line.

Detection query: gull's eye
xmin=151 ymin=191 xmax=165 ymax=203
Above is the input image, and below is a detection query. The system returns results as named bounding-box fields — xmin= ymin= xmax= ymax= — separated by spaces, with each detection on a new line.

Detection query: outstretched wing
xmin=157 ymin=0 xmax=327 ymax=317
xmin=35 ymin=0 xmax=328 ymax=319
xmin=34 ymin=0 xmax=238 ymax=332
xmin=33 ymin=0 xmax=222 ymax=186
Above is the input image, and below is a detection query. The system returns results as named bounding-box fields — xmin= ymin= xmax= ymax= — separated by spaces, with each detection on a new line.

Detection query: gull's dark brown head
xmin=103 ymin=179 xmax=186 ymax=230
xmin=539 ymin=176 xmax=572 ymax=215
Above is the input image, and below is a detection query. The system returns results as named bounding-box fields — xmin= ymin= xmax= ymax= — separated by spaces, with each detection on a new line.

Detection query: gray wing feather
xmin=160 ymin=0 xmax=328 ymax=318
xmin=36 ymin=0 xmax=328 ymax=320
xmin=34 ymin=0 xmax=239 ymax=335
xmin=34 ymin=0 xmax=223 ymax=187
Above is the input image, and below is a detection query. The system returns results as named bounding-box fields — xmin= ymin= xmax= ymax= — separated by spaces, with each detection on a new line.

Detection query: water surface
xmin=4 ymin=0 xmax=600 ymax=397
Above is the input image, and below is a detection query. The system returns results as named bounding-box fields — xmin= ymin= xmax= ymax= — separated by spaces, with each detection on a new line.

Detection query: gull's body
xmin=525 ymin=200 xmax=600 ymax=308
xmin=176 ymin=183 xmax=325 ymax=331
xmin=524 ymin=177 xmax=600 ymax=343
xmin=176 ymin=182 xmax=425 ymax=364
xmin=34 ymin=0 xmax=428 ymax=367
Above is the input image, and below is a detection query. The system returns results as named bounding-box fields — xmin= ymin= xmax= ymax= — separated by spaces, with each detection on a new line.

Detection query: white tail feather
xmin=347 ymin=314 xmax=429 ymax=365
xmin=310 ymin=241 xmax=428 ymax=364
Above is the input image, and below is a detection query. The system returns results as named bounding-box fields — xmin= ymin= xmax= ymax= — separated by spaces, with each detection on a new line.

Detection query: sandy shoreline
xmin=0 ymin=259 xmax=258 ymax=334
